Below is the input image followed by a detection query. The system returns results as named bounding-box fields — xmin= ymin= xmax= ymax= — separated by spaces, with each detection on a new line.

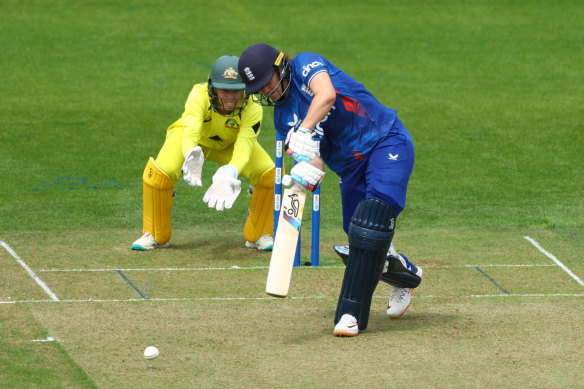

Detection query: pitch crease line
xmin=0 ymin=241 xmax=59 ymax=301
xmin=2 ymin=293 xmax=584 ymax=305
xmin=35 ymin=263 xmax=555 ymax=273
xmin=524 ymin=236 xmax=584 ymax=287
xmin=36 ymin=266 xmax=272 ymax=272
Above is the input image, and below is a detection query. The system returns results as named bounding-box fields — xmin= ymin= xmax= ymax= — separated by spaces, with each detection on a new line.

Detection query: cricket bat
xmin=266 ymin=177 xmax=306 ymax=297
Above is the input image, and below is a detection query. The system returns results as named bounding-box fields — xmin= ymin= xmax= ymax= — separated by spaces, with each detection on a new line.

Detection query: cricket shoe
xmin=386 ymin=256 xmax=423 ymax=318
xmin=386 ymin=286 xmax=414 ymax=319
xmin=333 ymin=314 xmax=359 ymax=337
xmin=245 ymin=234 xmax=273 ymax=251
xmin=131 ymin=233 xmax=169 ymax=251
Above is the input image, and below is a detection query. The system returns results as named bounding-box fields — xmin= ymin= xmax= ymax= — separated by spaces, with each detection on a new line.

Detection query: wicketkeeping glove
xmin=285 ymin=126 xmax=318 ymax=163
xmin=181 ymin=146 xmax=204 ymax=187
xmin=289 ymin=161 xmax=325 ymax=192
xmin=203 ymin=165 xmax=241 ymax=211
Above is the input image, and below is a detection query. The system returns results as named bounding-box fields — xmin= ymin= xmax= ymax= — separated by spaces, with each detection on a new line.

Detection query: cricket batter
xmin=132 ymin=55 xmax=275 ymax=251
xmin=239 ymin=44 xmax=423 ymax=336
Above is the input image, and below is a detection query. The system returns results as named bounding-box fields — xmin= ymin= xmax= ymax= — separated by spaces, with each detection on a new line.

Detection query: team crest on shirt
xmin=223 ymin=67 xmax=238 ymax=80
xmin=225 ymin=118 xmax=240 ymax=129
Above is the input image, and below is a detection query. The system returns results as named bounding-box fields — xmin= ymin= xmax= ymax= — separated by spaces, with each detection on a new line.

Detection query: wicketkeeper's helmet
xmin=208 ymin=55 xmax=247 ymax=116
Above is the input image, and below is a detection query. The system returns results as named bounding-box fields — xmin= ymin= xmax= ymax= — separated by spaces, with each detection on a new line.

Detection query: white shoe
xmin=333 ymin=314 xmax=359 ymax=337
xmin=386 ymin=286 xmax=413 ymax=318
xmin=131 ymin=233 xmax=169 ymax=251
xmin=245 ymin=234 xmax=273 ymax=251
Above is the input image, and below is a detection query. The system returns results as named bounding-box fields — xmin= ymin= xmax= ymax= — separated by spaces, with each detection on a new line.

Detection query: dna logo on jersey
xmin=302 ymin=61 xmax=324 ymax=77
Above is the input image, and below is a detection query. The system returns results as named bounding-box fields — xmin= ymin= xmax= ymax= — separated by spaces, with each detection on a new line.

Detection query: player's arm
xmin=285 ymin=71 xmax=335 ymax=162
xmin=309 ymin=155 xmax=325 ymax=171
xmin=181 ymin=85 xmax=207 ymax=157
xmin=181 ymin=85 xmax=209 ymax=186
xmin=299 ymin=71 xmax=336 ymax=131
xmin=229 ymin=102 xmax=262 ymax=174
xmin=284 ymin=72 xmax=331 ymax=191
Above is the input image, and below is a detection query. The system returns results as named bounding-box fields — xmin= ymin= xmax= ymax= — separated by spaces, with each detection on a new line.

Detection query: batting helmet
xmin=238 ymin=43 xmax=290 ymax=105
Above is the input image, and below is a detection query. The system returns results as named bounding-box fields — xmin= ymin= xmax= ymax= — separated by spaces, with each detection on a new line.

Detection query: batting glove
xmin=181 ymin=146 xmax=204 ymax=187
xmin=203 ymin=165 xmax=241 ymax=211
xmin=289 ymin=161 xmax=325 ymax=192
xmin=285 ymin=126 xmax=318 ymax=163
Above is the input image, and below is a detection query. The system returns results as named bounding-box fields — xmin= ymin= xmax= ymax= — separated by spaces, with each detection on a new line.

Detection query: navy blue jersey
xmin=274 ymin=52 xmax=402 ymax=176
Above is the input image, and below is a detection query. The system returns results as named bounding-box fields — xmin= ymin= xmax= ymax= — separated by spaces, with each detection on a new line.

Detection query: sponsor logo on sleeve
xmin=302 ymin=61 xmax=324 ymax=77
xmin=301 ymin=84 xmax=314 ymax=97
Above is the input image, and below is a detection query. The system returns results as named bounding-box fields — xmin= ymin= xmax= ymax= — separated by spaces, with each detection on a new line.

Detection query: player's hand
xmin=181 ymin=146 xmax=204 ymax=187
xmin=285 ymin=126 xmax=317 ymax=163
xmin=289 ymin=161 xmax=324 ymax=192
xmin=203 ymin=165 xmax=241 ymax=211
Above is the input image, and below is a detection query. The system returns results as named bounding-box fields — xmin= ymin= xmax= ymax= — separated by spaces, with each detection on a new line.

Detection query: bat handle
xmin=282 ymin=175 xmax=304 ymax=191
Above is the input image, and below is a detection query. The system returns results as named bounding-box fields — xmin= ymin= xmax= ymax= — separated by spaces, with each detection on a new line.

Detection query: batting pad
xmin=335 ymin=198 xmax=395 ymax=330
xmin=142 ymin=157 xmax=175 ymax=245
xmin=244 ymin=167 xmax=275 ymax=243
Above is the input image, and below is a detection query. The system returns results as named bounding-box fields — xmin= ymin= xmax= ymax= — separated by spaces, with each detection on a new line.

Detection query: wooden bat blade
xmin=266 ymin=188 xmax=306 ymax=297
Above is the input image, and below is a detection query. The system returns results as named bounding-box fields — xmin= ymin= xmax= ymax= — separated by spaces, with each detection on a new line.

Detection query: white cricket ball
xmin=144 ymin=346 xmax=159 ymax=360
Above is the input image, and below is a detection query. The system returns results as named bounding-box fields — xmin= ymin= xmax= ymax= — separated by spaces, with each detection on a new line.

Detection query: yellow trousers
xmin=141 ymin=127 xmax=275 ymax=244
xmin=155 ymin=127 xmax=273 ymax=186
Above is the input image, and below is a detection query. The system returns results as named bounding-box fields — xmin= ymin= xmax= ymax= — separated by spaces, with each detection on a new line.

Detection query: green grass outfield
xmin=1 ymin=0 xmax=583 ymax=387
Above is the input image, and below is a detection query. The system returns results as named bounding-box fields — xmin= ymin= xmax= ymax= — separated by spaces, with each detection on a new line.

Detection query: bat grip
xmin=282 ymin=175 xmax=304 ymax=191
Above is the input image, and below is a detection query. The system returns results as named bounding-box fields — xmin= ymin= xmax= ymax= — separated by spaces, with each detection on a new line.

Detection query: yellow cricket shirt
xmin=170 ymin=83 xmax=263 ymax=174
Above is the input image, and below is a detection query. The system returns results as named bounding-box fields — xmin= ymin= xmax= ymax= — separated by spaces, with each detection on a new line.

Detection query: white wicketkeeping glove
xmin=289 ymin=161 xmax=325 ymax=192
xmin=285 ymin=126 xmax=318 ymax=163
xmin=203 ymin=165 xmax=241 ymax=211
xmin=181 ymin=146 xmax=204 ymax=187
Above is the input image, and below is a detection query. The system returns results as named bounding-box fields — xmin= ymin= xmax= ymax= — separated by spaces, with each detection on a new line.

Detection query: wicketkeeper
xmin=239 ymin=44 xmax=424 ymax=336
xmin=132 ymin=55 xmax=275 ymax=251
